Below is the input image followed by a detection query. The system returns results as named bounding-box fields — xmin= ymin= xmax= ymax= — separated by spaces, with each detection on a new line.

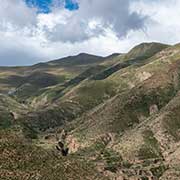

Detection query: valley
xmin=1 ymin=42 xmax=180 ymax=179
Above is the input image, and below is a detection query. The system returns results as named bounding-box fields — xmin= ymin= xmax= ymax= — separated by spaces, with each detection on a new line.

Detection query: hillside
xmin=2 ymin=42 xmax=180 ymax=179
xmin=0 ymin=53 xmax=114 ymax=102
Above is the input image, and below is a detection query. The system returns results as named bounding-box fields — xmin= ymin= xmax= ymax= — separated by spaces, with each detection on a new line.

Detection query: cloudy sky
xmin=0 ymin=0 xmax=180 ymax=66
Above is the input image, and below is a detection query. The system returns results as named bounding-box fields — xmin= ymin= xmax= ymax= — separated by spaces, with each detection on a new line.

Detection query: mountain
xmin=47 ymin=53 xmax=105 ymax=66
xmin=2 ymin=42 xmax=180 ymax=179
xmin=124 ymin=42 xmax=170 ymax=60
xmin=0 ymin=53 xmax=116 ymax=102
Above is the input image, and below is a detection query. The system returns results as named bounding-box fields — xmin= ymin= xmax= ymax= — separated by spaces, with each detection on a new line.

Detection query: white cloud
xmin=131 ymin=0 xmax=180 ymax=44
xmin=0 ymin=0 xmax=180 ymax=66
xmin=0 ymin=0 xmax=37 ymax=28
xmin=42 ymin=0 xmax=146 ymax=42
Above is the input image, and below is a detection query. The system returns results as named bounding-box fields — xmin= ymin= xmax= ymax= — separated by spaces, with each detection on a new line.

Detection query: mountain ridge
xmin=1 ymin=41 xmax=180 ymax=179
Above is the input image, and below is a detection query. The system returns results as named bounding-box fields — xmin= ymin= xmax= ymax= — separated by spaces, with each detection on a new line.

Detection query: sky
xmin=0 ymin=0 xmax=180 ymax=66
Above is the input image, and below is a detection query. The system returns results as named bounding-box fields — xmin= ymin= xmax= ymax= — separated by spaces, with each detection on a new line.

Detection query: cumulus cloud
xmin=131 ymin=0 xmax=180 ymax=44
xmin=0 ymin=0 xmax=180 ymax=66
xmin=42 ymin=0 xmax=146 ymax=42
xmin=0 ymin=0 xmax=37 ymax=28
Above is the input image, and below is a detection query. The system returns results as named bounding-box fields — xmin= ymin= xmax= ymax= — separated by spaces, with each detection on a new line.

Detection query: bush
xmin=138 ymin=130 xmax=162 ymax=160
xmin=22 ymin=123 xmax=38 ymax=139
xmin=102 ymin=149 xmax=122 ymax=173
xmin=0 ymin=112 xmax=13 ymax=129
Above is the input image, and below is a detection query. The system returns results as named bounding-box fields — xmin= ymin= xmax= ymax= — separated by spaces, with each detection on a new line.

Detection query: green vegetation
xmin=103 ymin=149 xmax=122 ymax=172
xmin=0 ymin=129 xmax=105 ymax=180
xmin=76 ymin=80 xmax=117 ymax=110
xmin=75 ymin=140 xmax=106 ymax=158
xmin=22 ymin=122 xmax=38 ymax=139
xmin=150 ymin=165 xmax=167 ymax=178
xmin=21 ymin=105 xmax=80 ymax=132
xmin=163 ymin=108 xmax=180 ymax=141
xmin=138 ymin=130 xmax=162 ymax=160
xmin=0 ymin=112 xmax=13 ymax=129
xmin=1 ymin=42 xmax=180 ymax=179
xmin=124 ymin=42 xmax=169 ymax=60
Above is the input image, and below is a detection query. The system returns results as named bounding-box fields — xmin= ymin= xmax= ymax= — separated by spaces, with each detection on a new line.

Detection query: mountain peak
xmin=125 ymin=42 xmax=170 ymax=60
xmin=77 ymin=53 xmax=94 ymax=56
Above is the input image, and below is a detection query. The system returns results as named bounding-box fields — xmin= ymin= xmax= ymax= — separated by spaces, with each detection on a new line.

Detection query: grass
xmin=22 ymin=122 xmax=38 ymax=139
xmin=70 ymin=72 xmax=179 ymax=141
xmin=150 ymin=165 xmax=167 ymax=178
xmin=163 ymin=108 xmax=180 ymax=141
xmin=1 ymin=42 xmax=180 ymax=179
xmin=21 ymin=100 xmax=83 ymax=132
xmin=75 ymin=80 xmax=117 ymax=111
xmin=75 ymin=141 xmax=122 ymax=173
xmin=0 ymin=111 xmax=13 ymax=129
xmin=75 ymin=140 xmax=106 ymax=158
xmin=138 ymin=130 xmax=162 ymax=160
xmin=102 ymin=149 xmax=122 ymax=173
xmin=29 ymin=84 xmax=65 ymax=105
xmin=0 ymin=129 xmax=106 ymax=180
xmin=125 ymin=42 xmax=169 ymax=60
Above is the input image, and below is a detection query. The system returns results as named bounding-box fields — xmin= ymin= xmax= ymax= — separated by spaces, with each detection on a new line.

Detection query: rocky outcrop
xmin=149 ymin=104 xmax=159 ymax=115
xmin=56 ymin=141 xmax=69 ymax=156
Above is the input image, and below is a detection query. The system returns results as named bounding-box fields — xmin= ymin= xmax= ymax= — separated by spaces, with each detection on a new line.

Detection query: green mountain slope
xmin=1 ymin=42 xmax=180 ymax=179
xmin=0 ymin=53 xmax=117 ymax=102
xmin=0 ymin=128 xmax=106 ymax=180
xmin=124 ymin=42 xmax=170 ymax=60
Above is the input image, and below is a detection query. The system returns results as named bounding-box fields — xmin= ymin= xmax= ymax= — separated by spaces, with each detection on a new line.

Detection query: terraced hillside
xmin=2 ymin=42 xmax=180 ymax=179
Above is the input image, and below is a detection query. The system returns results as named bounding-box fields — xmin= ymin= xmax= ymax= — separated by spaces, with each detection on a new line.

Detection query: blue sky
xmin=25 ymin=0 xmax=79 ymax=13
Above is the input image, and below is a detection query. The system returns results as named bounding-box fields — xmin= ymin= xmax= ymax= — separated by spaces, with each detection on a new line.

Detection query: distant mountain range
xmin=1 ymin=42 xmax=180 ymax=179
